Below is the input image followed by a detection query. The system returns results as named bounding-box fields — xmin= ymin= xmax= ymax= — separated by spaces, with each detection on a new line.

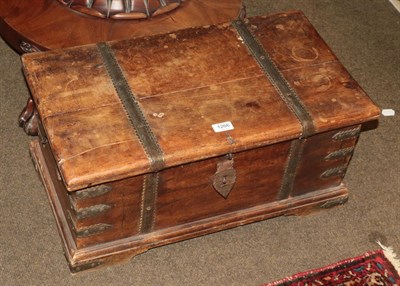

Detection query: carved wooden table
xmin=0 ymin=0 xmax=243 ymax=134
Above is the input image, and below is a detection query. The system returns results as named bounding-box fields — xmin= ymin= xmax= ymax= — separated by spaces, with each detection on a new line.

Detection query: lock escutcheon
xmin=213 ymin=154 xmax=236 ymax=198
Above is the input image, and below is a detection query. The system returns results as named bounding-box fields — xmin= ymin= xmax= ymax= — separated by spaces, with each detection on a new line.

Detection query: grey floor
xmin=0 ymin=0 xmax=399 ymax=285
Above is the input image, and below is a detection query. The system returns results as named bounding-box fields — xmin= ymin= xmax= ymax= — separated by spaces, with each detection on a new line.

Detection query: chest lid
xmin=22 ymin=11 xmax=380 ymax=191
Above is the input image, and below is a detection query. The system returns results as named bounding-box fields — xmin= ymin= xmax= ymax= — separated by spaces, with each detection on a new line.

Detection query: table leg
xmin=19 ymin=97 xmax=39 ymax=136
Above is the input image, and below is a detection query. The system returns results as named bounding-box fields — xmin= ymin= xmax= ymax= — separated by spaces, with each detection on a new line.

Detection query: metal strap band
xmin=232 ymin=20 xmax=316 ymax=138
xmin=324 ymin=147 xmax=355 ymax=161
xmin=139 ymin=173 xmax=159 ymax=233
xmin=332 ymin=126 xmax=361 ymax=141
xmin=97 ymin=42 xmax=165 ymax=171
xmin=277 ymin=139 xmax=305 ymax=200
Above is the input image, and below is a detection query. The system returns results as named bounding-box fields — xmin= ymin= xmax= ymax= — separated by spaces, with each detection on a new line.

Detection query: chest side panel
xmin=69 ymin=175 xmax=144 ymax=249
xmin=291 ymin=125 xmax=361 ymax=197
xmin=37 ymin=121 xmax=144 ymax=248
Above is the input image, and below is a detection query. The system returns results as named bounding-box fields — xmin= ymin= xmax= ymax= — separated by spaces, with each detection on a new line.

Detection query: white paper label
xmin=382 ymin=109 xmax=395 ymax=116
xmin=212 ymin=121 xmax=234 ymax=133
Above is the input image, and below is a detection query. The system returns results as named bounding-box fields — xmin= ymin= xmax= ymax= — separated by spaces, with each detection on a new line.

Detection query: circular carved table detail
xmin=57 ymin=0 xmax=183 ymax=19
xmin=0 ymin=0 xmax=243 ymax=53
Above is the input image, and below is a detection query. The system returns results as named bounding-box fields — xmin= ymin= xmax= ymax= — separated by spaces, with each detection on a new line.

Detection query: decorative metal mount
xmin=20 ymin=41 xmax=41 ymax=53
xmin=56 ymin=0 xmax=183 ymax=19
xmin=213 ymin=154 xmax=236 ymax=198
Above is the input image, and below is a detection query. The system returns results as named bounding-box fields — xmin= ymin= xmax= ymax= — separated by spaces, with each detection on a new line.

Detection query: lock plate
xmin=213 ymin=155 xmax=236 ymax=198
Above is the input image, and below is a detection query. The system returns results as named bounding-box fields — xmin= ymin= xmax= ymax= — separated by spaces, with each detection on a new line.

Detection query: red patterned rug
xmin=263 ymin=249 xmax=400 ymax=286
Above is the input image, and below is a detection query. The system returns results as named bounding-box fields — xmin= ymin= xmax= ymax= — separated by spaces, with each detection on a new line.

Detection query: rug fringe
xmin=377 ymin=241 xmax=400 ymax=275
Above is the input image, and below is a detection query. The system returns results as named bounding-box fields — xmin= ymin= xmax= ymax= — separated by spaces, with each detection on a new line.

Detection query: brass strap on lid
xmin=97 ymin=42 xmax=164 ymax=233
xmin=232 ymin=19 xmax=316 ymax=138
xmin=97 ymin=42 xmax=165 ymax=171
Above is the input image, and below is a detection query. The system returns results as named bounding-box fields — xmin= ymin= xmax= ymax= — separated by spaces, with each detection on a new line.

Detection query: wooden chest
xmin=23 ymin=11 xmax=380 ymax=272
